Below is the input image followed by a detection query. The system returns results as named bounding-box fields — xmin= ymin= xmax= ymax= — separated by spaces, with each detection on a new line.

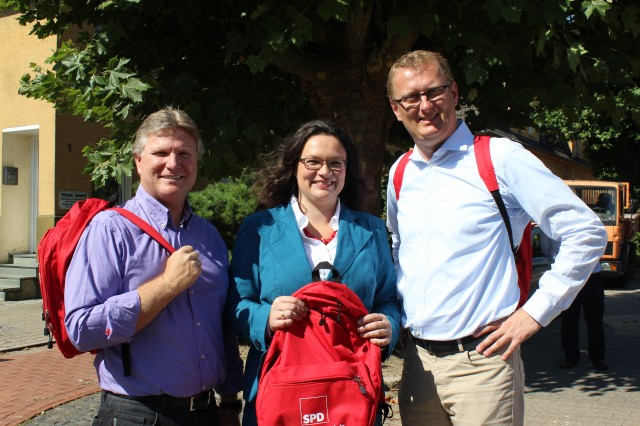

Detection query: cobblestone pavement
xmin=3 ymin=274 xmax=640 ymax=425
xmin=21 ymin=394 xmax=99 ymax=426
xmin=0 ymin=300 xmax=49 ymax=352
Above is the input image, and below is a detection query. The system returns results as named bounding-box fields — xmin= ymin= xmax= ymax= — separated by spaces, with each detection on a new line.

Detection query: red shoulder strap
xmin=473 ymin=135 xmax=517 ymax=253
xmin=473 ymin=135 xmax=498 ymax=192
xmin=393 ymin=150 xmax=413 ymax=201
xmin=111 ymin=207 xmax=176 ymax=254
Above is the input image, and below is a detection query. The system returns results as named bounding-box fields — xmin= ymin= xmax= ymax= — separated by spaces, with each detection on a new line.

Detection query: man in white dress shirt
xmin=385 ymin=50 xmax=607 ymax=425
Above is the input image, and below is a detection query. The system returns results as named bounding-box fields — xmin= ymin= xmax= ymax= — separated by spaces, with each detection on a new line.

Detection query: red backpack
xmin=392 ymin=135 xmax=533 ymax=307
xmin=256 ymin=262 xmax=385 ymax=426
xmin=37 ymin=198 xmax=175 ymax=358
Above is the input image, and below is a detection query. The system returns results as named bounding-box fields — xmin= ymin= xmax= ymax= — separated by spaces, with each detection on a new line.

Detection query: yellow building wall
xmin=529 ymin=149 xmax=594 ymax=180
xmin=54 ymin=114 xmax=108 ymax=218
xmin=1 ymin=12 xmax=107 ymax=261
xmin=1 ymin=12 xmax=56 ymax=260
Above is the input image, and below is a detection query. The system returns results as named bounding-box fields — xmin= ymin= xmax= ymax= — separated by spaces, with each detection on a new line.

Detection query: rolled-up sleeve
xmin=64 ymin=218 xmax=141 ymax=352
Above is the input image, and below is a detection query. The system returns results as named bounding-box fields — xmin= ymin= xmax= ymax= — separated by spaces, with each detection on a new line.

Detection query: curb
xmin=6 ymin=387 xmax=99 ymax=426
xmin=0 ymin=341 xmax=49 ymax=354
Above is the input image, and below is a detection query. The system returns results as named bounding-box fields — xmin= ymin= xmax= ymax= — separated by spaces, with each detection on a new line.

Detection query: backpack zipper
xmin=353 ymin=376 xmax=366 ymax=394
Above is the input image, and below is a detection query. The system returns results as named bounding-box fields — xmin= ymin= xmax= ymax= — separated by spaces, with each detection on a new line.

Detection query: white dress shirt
xmin=386 ymin=121 xmax=607 ymax=340
xmin=291 ymin=196 xmax=340 ymax=280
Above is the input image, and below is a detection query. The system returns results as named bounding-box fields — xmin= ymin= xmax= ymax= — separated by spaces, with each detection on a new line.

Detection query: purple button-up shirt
xmin=64 ymin=187 xmax=242 ymax=397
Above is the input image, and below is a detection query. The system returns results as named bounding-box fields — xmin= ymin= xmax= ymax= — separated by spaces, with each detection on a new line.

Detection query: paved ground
xmin=1 ymin=273 xmax=639 ymax=425
xmin=522 ymin=275 xmax=640 ymax=425
xmin=0 ymin=301 xmax=97 ymax=426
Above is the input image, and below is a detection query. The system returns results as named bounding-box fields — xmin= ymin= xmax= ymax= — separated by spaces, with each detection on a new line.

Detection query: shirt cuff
xmin=521 ymin=290 xmax=559 ymax=327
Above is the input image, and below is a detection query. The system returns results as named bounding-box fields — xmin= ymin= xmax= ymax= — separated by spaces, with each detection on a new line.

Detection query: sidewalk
xmin=2 ymin=275 xmax=640 ymax=425
xmin=0 ymin=301 xmax=98 ymax=426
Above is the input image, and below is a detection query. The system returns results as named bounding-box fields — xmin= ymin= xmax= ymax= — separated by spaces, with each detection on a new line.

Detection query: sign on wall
xmin=59 ymin=191 xmax=88 ymax=209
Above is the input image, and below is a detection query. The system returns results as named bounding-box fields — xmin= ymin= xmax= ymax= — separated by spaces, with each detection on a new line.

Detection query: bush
xmin=189 ymin=170 xmax=258 ymax=249
xmin=632 ymin=231 xmax=640 ymax=259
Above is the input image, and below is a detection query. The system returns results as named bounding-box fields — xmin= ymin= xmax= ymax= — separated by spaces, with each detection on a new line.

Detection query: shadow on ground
xmin=522 ymin=273 xmax=640 ymax=396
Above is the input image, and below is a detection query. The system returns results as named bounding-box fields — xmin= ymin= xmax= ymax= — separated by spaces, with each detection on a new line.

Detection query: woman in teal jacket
xmin=228 ymin=120 xmax=401 ymax=425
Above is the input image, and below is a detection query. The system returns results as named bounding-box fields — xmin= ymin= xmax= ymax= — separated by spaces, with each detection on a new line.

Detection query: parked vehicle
xmin=565 ymin=180 xmax=639 ymax=287
xmin=528 ymin=224 xmax=553 ymax=296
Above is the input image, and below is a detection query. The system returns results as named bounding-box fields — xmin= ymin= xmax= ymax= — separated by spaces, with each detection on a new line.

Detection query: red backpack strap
xmin=474 ymin=135 xmax=499 ymax=192
xmin=393 ymin=150 xmax=413 ymax=201
xmin=111 ymin=207 xmax=176 ymax=254
xmin=474 ymin=136 xmax=533 ymax=307
xmin=473 ymin=135 xmax=515 ymax=253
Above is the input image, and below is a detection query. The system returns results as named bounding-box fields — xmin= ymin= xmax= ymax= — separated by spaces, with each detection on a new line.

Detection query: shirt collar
xmin=290 ymin=195 xmax=340 ymax=233
xmin=410 ymin=120 xmax=474 ymax=163
xmin=134 ymin=186 xmax=193 ymax=230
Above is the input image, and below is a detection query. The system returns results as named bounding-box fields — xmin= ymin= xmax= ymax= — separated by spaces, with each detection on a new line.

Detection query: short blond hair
xmin=386 ymin=50 xmax=454 ymax=99
xmin=133 ymin=107 xmax=204 ymax=157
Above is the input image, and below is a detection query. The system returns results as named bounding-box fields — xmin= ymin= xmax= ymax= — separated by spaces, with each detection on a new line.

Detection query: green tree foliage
xmin=532 ymin=83 xmax=640 ymax=198
xmin=188 ymin=170 xmax=258 ymax=249
xmin=5 ymin=0 xmax=640 ymax=213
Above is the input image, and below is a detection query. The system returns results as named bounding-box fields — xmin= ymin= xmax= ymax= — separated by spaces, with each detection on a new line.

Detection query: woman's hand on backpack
xmin=269 ymin=296 xmax=309 ymax=332
xmin=357 ymin=313 xmax=392 ymax=347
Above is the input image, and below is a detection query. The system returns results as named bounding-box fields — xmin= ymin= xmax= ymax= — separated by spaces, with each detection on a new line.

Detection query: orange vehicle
xmin=565 ymin=180 xmax=639 ymax=286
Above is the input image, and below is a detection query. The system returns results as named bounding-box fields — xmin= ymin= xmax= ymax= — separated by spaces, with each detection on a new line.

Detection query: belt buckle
xmin=428 ymin=343 xmax=454 ymax=356
xmin=189 ymin=391 xmax=211 ymax=411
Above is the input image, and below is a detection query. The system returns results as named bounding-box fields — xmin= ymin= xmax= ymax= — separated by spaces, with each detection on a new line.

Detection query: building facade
xmin=0 ymin=11 xmax=106 ymax=262
xmin=488 ymin=127 xmax=593 ymax=180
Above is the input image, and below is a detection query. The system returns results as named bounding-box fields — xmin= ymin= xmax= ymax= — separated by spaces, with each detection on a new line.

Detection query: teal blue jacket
xmin=228 ymin=202 xmax=401 ymax=409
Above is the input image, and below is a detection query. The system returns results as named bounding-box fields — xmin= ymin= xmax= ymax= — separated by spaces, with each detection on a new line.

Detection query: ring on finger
xmin=280 ymin=310 xmax=285 ymax=320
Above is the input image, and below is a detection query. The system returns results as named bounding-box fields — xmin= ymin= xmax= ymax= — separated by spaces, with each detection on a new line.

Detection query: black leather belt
xmin=411 ymin=334 xmax=484 ymax=356
xmin=105 ymin=390 xmax=216 ymax=411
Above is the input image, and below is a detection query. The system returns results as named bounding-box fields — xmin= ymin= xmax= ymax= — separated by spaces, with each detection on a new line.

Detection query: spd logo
xmin=299 ymin=395 xmax=329 ymax=425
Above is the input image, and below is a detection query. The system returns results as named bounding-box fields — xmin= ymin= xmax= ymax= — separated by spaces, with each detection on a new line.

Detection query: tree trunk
xmin=296 ymin=70 xmax=392 ymax=214
xmin=280 ymin=37 xmax=417 ymax=215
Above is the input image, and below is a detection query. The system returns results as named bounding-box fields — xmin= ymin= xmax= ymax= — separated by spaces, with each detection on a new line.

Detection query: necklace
xmin=303 ymin=227 xmax=337 ymax=245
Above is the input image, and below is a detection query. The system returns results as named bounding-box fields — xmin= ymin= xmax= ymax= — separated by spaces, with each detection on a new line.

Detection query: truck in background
xmin=565 ymin=180 xmax=639 ymax=287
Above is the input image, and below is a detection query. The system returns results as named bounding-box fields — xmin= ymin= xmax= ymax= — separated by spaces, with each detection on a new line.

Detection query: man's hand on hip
xmin=474 ymin=309 xmax=542 ymax=361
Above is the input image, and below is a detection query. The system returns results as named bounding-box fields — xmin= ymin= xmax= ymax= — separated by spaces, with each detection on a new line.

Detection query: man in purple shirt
xmin=65 ymin=107 xmax=243 ymax=425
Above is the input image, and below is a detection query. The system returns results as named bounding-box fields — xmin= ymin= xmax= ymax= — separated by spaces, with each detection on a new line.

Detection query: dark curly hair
xmin=257 ymin=120 xmax=373 ymax=211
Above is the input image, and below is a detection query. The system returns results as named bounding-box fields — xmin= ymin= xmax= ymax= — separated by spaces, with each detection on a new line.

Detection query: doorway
xmin=1 ymin=125 xmax=39 ymax=256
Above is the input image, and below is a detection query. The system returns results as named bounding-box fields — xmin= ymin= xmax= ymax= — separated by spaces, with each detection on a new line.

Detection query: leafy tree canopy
xmin=3 ymin=0 xmax=639 ymax=212
xmin=532 ymin=83 xmax=640 ymax=198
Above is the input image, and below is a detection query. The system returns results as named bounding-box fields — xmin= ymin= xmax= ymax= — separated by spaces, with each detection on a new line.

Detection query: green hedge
xmin=188 ymin=170 xmax=258 ymax=249
xmin=189 ymin=169 xmax=391 ymax=250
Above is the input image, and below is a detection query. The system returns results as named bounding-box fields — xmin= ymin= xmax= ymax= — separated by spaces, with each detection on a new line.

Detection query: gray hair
xmin=387 ymin=50 xmax=455 ymax=99
xmin=132 ymin=107 xmax=205 ymax=157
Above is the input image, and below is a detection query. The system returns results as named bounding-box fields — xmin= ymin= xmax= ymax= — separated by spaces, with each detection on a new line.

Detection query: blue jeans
xmin=92 ymin=391 xmax=220 ymax=425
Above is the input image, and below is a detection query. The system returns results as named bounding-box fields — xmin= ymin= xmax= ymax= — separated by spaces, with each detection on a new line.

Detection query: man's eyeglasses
xmin=299 ymin=158 xmax=347 ymax=171
xmin=393 ymin=84 xmax=451 ymax=109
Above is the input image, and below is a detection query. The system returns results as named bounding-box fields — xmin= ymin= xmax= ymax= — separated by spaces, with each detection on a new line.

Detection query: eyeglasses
xmin=393 ymin=84 xmax=451 ymax=109
xmin=299 ymin=158 xmax=347 ymax=171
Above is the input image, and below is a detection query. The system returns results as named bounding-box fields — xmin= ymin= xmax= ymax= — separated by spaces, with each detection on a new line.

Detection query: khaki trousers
xmin=398 ymin=337 xmax=524 ymax=425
